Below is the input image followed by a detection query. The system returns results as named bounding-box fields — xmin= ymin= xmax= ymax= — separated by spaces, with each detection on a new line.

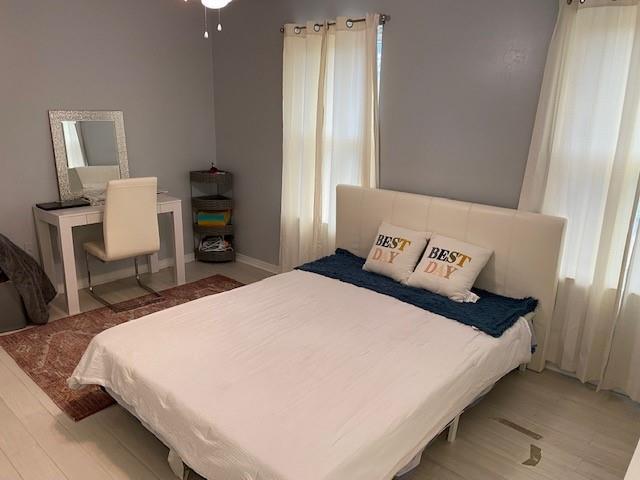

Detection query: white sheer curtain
xmin=604 ymin=212 xmax=640 ymax=398
xmin=520 ymin=0 xmax=640 ymax=400
xmin=280 ymin=15 xmax=380 ymax=272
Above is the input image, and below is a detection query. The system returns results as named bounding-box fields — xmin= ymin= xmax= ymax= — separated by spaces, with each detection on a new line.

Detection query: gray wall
xmin=212 ymin=0 xmax=558 ymax=266
xmin=0 ymin=0 xmax=216 ymax=281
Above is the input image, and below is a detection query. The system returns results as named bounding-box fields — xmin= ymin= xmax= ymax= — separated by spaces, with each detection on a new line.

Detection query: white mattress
xmin=69 ymin=270 xmax=532 ymax=480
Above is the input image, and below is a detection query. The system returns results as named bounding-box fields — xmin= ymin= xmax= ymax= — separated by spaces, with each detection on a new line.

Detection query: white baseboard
xmin=236 ymin=253 xmax=281 ymax=274
xmin=56 ymin=253 xmax=195 ymax=292
xmin=545 ymin=363 xmax=578 ymax=379
xmin=545 ymin=362 xmax=600 ymax=388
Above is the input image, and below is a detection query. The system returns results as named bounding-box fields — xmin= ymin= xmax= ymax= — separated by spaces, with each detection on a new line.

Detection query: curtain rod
xmin=280 ymin=14 xmax=390 ymax=33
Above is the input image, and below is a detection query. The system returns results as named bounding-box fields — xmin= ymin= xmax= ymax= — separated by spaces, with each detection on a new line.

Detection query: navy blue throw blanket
xmin=296 ymin=249 xmax=538 ymax=338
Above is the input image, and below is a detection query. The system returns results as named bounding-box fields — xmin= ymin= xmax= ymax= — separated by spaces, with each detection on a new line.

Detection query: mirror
xmin=49 ymin=111 xmax=130 ymax=201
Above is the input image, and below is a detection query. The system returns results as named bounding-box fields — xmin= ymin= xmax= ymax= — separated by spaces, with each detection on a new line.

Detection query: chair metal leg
xmin=85 ymin=251 xmax=115 ymax=310
xmin=85 ymin=250 xmax=92 ymax=291
xmin=85 ymin=253 xmax=162 ymax=313
xmin=134 ymin=257 xmax=161 ymax=297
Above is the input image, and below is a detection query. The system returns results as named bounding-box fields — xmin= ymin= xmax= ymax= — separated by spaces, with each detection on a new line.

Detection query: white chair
xmin=83 ymin=177 xmax=161 ymax=310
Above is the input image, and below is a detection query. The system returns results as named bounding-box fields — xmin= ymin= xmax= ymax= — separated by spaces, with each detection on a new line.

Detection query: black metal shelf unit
xmin=190 ymin=170 xmax=235 ymax=263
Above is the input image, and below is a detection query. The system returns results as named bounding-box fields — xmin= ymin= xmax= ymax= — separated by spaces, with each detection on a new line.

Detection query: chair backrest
xmin=103 ymin=177 xmax=160 ymax=260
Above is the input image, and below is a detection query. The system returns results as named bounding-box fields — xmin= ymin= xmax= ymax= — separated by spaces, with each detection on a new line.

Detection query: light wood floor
xmin=0 ymin=261 xmax=638 ymax=480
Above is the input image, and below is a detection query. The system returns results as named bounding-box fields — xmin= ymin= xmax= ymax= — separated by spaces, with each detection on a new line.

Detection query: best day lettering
xmin=422 ymin=247 xmax=472 ymax=279
xmin=371 ymin=235 xmax=412 ymax=264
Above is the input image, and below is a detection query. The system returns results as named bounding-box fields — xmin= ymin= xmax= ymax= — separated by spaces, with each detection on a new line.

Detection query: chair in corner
xmin=83 ymin=177 xmax=161 ymax=311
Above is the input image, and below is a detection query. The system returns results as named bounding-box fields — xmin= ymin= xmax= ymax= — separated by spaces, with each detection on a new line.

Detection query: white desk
xmin=33 ymin=194 xmax=186 ymax=316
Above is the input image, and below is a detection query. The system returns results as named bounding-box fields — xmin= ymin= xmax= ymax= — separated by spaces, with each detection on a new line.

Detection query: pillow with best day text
xmin=407 ymin=234 xmax=493 ymax=303
xmin=362 ymin=222 xmax=430 ymax=283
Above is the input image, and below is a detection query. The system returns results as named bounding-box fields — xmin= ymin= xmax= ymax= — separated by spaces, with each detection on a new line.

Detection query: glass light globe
xmin=201 ymin=0 xmax=232 ymax=8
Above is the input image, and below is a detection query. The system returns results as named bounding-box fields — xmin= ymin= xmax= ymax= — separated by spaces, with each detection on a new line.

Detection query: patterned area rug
xmin=0 ymin=274 xmax=243 ymax=421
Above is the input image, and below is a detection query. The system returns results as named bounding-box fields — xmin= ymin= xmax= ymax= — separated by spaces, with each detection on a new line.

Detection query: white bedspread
xmin=69 ymin=270 xmax=531 ymax=480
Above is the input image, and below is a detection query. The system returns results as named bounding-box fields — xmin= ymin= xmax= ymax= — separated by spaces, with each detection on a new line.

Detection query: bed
xmin=69 ymin=185 xmax=566 ymax=480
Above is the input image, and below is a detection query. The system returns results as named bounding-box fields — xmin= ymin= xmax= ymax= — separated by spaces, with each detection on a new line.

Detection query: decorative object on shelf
xmin=199 ymin=237 xmax=233 ymax=253
xmin=183 ymin=0 xmax=232 ymax=37
xmin=196 ymin=210 xmax=231 ymax=227
xmin=190 ymin=170 xmax=235 ymax=263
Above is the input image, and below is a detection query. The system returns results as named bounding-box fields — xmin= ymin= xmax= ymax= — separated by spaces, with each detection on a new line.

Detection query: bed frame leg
xmin=447 ymin=414 xmax=460 ymax=443
xmin=519 ymin=363 xmax=527 ymax=373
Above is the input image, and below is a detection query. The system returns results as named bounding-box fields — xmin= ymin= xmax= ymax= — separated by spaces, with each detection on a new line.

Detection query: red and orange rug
xmin=0 ymin=274 xmax=243 ymax=421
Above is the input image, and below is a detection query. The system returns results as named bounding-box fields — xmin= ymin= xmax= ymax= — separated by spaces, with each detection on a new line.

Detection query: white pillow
xmin=363 ymin=223 xmax=430 ymax=283
xmin=407 ymin=234 xmax=493 ymax=303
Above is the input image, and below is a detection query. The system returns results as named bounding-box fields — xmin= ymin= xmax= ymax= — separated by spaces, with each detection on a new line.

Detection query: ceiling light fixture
xmin=201 ymin=0 xmax=232 ymax=8
xmin=184 ymin=0 xmax=233 ymax=37
xmin=203 ymin=6 xmax=209 ymax=38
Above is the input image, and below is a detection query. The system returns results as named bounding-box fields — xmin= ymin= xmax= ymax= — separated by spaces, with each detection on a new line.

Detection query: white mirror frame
xmin=49 ymin=110 xmax=130 ymax=201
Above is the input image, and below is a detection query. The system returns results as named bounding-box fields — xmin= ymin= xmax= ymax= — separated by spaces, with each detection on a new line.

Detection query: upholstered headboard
xmin=335 ymin=185 xmax=566 ymax=371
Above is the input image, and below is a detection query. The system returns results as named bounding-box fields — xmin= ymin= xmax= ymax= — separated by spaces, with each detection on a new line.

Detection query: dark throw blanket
xmin=0 ymin=234 xmax=56 ymax=324
xmin=297 ymin=249 xmax=538 ymax=338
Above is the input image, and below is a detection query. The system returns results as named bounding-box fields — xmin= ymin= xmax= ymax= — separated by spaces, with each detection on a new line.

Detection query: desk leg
xmin=58 ymin=219 xmax=80 ymax=316
xmin=171 ymin=206 xmax=186 ymax=286
xmin=148 ymin=253 xmax=160 ymax=274
xmin=34 ymin=214 xmax=56 ymax=288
